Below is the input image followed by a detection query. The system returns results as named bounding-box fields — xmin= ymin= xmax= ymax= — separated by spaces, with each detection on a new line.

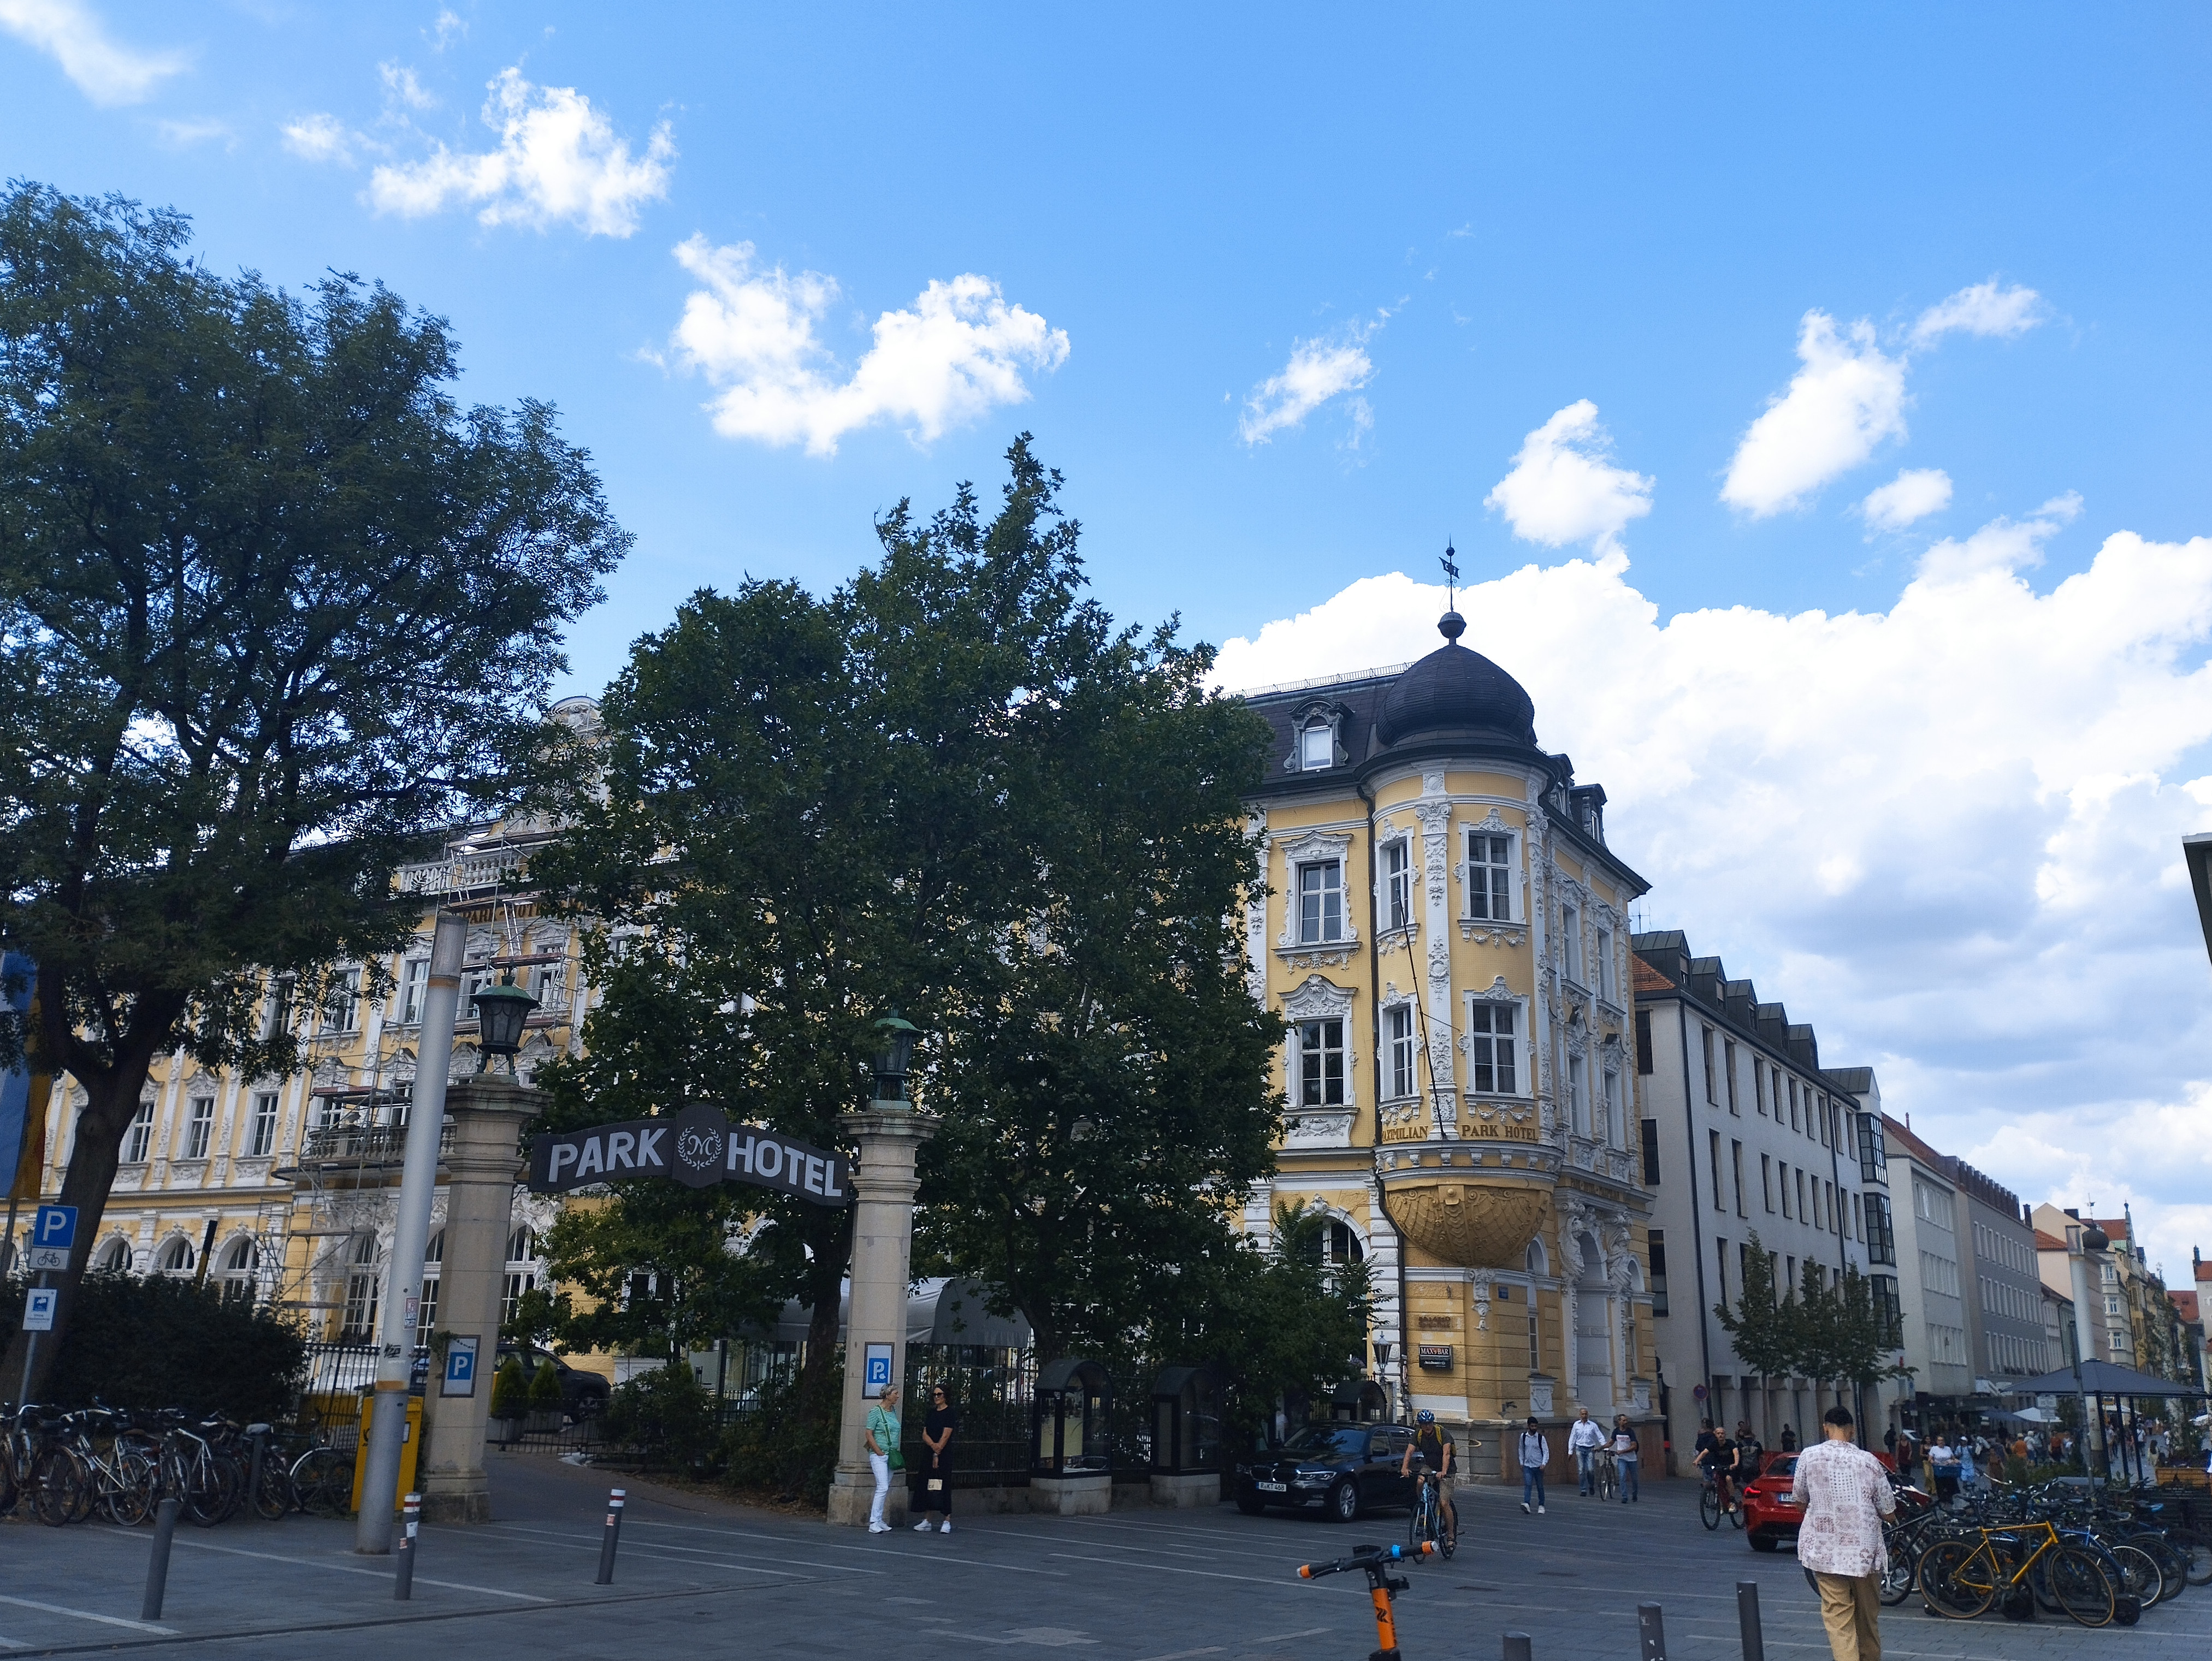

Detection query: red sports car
xmin=1741 ymin=1449 xmax=1923 ymax=1552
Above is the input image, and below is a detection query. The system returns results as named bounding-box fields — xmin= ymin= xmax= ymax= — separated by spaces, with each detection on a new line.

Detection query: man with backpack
xmin=1518 ymin=1416 xmax=1550 ymax=1515
xmin=1399 ymin=1408 xmax=1457 ymax=1550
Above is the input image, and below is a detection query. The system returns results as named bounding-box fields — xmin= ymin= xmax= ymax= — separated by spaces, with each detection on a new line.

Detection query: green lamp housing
xmin=473 ymin=974 xmax=540 ymax=1071
xmin=871 ymin=1009 xmax=921 ymax=1103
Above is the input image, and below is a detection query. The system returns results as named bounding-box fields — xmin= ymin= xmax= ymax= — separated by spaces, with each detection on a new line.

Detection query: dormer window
xmin=1300 ymin=721 xmax=1332 ymax=769
xmin=1285 ymin=701 xmax=1345 ymax=772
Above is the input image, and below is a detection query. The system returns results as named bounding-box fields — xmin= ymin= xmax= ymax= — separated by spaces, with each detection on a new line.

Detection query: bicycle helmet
xmin=1416 ymin=1409 xmax=1435 ymax=1425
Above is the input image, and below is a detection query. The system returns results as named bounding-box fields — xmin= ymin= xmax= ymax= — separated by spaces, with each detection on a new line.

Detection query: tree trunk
xmin=0 ymin=1054 xmax=156 ymax=1400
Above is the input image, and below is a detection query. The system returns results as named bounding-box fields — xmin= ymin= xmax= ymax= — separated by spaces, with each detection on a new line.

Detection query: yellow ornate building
xmin=1237 ymin=610 xmax=1658 ymax=1464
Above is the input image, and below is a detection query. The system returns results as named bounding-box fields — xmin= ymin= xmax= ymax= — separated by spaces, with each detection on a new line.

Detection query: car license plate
xmin=1257 ymin=1481 xmax=1287 ymax=1492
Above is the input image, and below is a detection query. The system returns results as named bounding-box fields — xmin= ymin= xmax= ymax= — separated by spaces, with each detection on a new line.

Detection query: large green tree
xmin=534 ymin=439 xmax=1287 ymax=1421
xmin=0 ymin=184 xmax=626 ymax=1391
xmin=1713 ymin=1233 xmax=1797 ymax=1392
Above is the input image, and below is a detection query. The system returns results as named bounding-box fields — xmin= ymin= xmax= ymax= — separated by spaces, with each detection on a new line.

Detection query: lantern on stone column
xmin=871 ymin=1009 xmax=921 ymax=1105
xmin=472 ymin=970 xmax=539 ymax=1073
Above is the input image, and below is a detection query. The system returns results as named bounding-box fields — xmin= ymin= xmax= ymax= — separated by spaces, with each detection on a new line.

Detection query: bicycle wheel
xmin=1408 ymin=1492 xmax=1434 ymax=1556
xmin=2108 ymin=1544 xmax=2161 ymax=1609
xmin=1918 ymin=1539 xmax=1997 ymax=1619
xmin=294 ymin=1446 xmax=355 ymax=1518
xmin=102 ymin=1445 xmax=159 ymax=1527
xmin=2168 ymin=1528 xmax=2212 ymax=1587
xmin=181 ymin=1454 xmax=239 ymax=1527
xmin=1878 ymin=1550 xmax=1915 ymax=1606
xmin=2045 ymin=1545 xmax=2116 ymax=1628
xmin=1700 ymin=1482 xmax=1722 ymax=1531
xmin=1729 ymin=1493 xmax=1747 ymax=1529
xmin=29 ymin=1446 xmax=88 ymax=1528
xmin=252 ymin=1450 xmax=294 ymax=1520
xmin=2138 ymin=1535 xmax=2190 ymax=1602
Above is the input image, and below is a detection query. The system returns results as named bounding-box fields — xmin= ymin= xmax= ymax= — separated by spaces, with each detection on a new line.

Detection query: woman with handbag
xmin=913 ymin=1384 xmax=960 ymax=1533
xmin=865 ymin=1383 xmax=902 ymax=1533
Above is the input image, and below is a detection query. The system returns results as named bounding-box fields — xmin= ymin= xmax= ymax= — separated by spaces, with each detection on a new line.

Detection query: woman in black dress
xmin=912 ymin=1384 xmax=958 ymax=1532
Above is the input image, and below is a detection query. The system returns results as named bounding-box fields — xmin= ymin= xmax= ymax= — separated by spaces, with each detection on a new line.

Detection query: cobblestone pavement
xmin=2 ymin=1456 xmax=2205 ymax=1659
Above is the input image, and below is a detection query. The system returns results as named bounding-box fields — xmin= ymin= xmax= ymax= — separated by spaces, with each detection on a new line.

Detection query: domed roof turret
xmin=1373 ymin=613 xmax=1538 ymax=750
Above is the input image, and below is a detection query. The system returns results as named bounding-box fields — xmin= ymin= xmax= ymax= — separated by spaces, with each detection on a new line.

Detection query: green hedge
xmin=1 ymin=1272 xmax=306 ymax=1422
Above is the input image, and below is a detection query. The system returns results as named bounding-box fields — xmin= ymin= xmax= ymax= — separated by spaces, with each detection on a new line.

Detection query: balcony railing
xmin=296 ymin=1120 xmax=454 ymax=1167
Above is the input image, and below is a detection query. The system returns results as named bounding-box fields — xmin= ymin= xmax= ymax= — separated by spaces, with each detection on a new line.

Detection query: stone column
xmin=825 ymin=1105 xmax=937 ymax=1527
xmin=416 ymin=1075 xmax=540 ymax=1524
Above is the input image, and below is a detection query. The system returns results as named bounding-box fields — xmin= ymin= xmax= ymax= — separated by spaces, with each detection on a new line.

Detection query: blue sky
xmin=7 ymin=3 xmax=2212 ymax=1279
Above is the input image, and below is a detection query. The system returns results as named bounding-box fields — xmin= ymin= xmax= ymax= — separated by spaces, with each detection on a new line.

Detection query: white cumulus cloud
xmin=1483 ymin=399 xmax=1652 ymax=560
xmin=1859 ymin=467 xmax=1953 ymax=532
xmin=0 ymin=0 xmax=186 ymax=105
xmin=1215 ymin=511 xmax=2212 ymax=1275
xmin=1911 ymin=279 xmax=2043 ymax=348
xmin=1720 ymin=312 xmax=1908 ymax=518
xmin=669 ymin=236 xmax=1069 ymax=456
xmin=378 ymin=61 xmax=434 ymax=111
xmin=366 ymin=68 xmax=673 ymax=237
xmin=1239 ymin=326 xmax=1377 ymax=445
xmin=282 ymin=113 xmax=364 ymax=165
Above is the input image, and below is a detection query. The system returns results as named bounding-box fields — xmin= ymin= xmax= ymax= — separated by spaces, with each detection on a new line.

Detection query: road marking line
xmin=0 ymin=1633 xmax=29 ymax=1650
xmin=1045 ymin=1552 xmax=1358 ymax=1593
xmin=91 ymin=1532 xmax=551 ymax=1601
xmin=481 ymin=1523 xmax=822 ymax=1577
xmin=0 ymin=1595 xmax=175 ymax=1636
xmin=1250 ymin=1628 xmax=1333 ymax=1642
xmin=1129 ymin=1647 xmax=1223 ymax=1659
xmin=618 ymin=1518 xmax=1072 ymax=1578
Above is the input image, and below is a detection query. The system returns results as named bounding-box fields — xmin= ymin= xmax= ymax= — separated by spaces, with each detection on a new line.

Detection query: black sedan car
xmin=1234 ymin=1423 xmax=1416 ymax=1522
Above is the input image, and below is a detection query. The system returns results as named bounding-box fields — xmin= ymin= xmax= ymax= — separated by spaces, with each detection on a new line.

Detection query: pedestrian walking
xmin=1956 ymin=1437 xmax=1977 ymax=1492
xmin=1518 ymin=1416 xmax=1549 ymax=1515
xmin=864 ymin=1383 xmax=902 ymax=1533
xmin=1610 ymin=1414 xmax=1640 ymax=1503
xmin=1569 ymin=1407 xmax=1606 ymax=1496
xmin=1779 ymin=1424 xmax=1799 ymax=1453
xmin=912 ymin=1384 xmax=958 ymax=1533
xmin=1792 ymin=1404 xmax=1896 ymax=1661
xmin=1927 ymin=1435 xmax=1959 ymax=1505
xmin=1734 ymin=1420 xmax=1766 ymax=1493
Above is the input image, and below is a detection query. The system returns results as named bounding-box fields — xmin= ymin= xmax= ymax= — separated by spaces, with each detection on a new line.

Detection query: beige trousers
xmin=1814 ymin=1571 xmax=1881 ymax=1661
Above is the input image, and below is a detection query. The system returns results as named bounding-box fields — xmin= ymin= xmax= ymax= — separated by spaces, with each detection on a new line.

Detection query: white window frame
xmin=1296 ymin=859 xmax=1345 ymax=944
xmin=1567 ymin=1053 xmax=1588 ymax=1136
xmin=183 ymin=1096 xmax=214 ymax=1160
xmin=1601 ymin=1066 xmax=1622 ymax=1146
xmin=1560 ymin=901 xmax=1584 ymax=985
xmin=123 ymin=1101 xmax=154 ymax=1164
xmin=1298 ymin=720 xmax=1334 ymax=770
xmin=397 ymin=957 xmax=429 ymax=1025
xmin=1463 ymin=994 xmax=1523 ymax=1096
xmin=1594 ymin=924 xmax=1615 ymax=1001
xmin=1381 ymin=839 xmax=1413 ymax=933
xmin=1294 ymin=1017 xmax=1348 ymax=1107
xmin=1385 ymin=1003 xmax=1417 ymax=1100
xmin=249 ymin=1091 xmax=280 ymax=1158
xmin=1463 ymin=828 xmax=1515 ymax=922
xmin=321 ymin=966 xmax=363 ymax=1034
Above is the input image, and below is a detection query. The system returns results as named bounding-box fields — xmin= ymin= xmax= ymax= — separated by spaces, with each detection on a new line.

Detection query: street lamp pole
xmin=356 ymin=910 xmax=468 ymax=1552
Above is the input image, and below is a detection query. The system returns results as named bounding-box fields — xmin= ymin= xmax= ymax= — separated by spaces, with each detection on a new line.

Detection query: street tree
xmin=1713 ymin=1233 xmax=1797 ymax=1398
xmin=0 ymin=184 xmax=626 ymax=1392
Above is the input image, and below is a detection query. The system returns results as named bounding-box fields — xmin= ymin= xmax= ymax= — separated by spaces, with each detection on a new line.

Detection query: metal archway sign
xmin=525 ymin=1102 xmax=851 ymax=1206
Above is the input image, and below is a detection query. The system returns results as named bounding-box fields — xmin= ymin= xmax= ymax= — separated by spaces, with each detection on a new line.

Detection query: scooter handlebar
xmin=1297 ymin=1541 xmax=1434 ymax=1579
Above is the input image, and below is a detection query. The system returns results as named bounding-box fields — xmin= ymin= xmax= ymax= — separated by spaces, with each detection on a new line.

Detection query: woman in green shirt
xmin=865 ymin=1384 xmax=902 ymax=1532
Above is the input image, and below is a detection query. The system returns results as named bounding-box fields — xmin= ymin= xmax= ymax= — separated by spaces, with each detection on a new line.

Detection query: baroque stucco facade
xmin=1237 ymin=612 xmax=1659 ymax=1469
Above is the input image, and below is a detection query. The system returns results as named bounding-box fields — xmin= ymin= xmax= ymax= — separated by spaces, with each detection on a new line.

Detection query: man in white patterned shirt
xmin=1790 ymin=1405 xmax=1895 ymax=1661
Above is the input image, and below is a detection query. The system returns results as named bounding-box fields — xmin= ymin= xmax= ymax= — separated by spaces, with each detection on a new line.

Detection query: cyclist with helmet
xmin=1399 ymin=1409 xmax=1456 ymax=1551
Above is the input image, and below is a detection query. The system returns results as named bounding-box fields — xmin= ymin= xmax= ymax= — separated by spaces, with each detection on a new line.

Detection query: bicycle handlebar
xmin=1298 ymin=1541 xmax=1433 ymax=1580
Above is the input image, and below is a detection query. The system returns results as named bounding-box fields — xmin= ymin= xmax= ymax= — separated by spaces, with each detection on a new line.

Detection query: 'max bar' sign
xmin=526 ymin=1102 xmax=851 ymax=1206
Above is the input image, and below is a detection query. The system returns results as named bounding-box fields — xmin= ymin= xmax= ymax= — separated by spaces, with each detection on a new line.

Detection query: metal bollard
xmin=1637 ymin=1601 xmax=1667 ymax=1661
xmin=246 ymin=1427 xmax=267 ymax=1520
xmin=1503 ymin=1633 xmax=1534 ymax=1661
xmin=594 ymin=1487 xmax=626 ymax=1585
xmin=1736 ymin=1581 xmax=1764 ymax=1661
xmin=394 ymin=1493 xmax=421 ymax=1600
xmin=141 ymin=1497 xmax=180 ymax=1621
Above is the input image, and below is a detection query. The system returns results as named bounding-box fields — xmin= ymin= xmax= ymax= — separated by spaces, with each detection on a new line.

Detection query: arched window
xmin=153 ymin=1236 xmax=195 ymax=1276
xmin=1324 ymin=1218 xmax=1365 ymax=1267
xmin=93 ymin=1235 xmax=132 ymax=1273
xmin=341 ymin=1235 xmax=380 ymax=1340
xmin=1524 ymin=1238 xmax=1549 ymax=1279
xmin=218 ymin=1237 xmax=259 ymax=1303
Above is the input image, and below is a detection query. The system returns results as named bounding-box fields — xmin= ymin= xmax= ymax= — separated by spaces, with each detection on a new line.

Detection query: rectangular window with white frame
xmin=1465 ymin=831 xmax=1513 ymax=921
xmin=1466 ymin=1002 xmax=1517 ymax=1094
xmin=1297 ymin=860 xmax=1344 ymax=944
xmin=321 ymin=967 xmax=362 ymax=1033
xmin=1382 ymin=839 xmax=1412 ymax=933
xmin=1385 ymin=1005 xmax=1417 ymax=1100
xmin=1567 ymin=1053 xmax=1588 ymax=1135
xmin=1601 ymin=1066 xmax=1620 ymax=1146
xmin=1594 ymin=925 xmax=1614 ymax=1001
xmin=249 ymin=1091 xmax=280 ymax=1158
xmin=184 ymin=1096 xmax=214 ymax=1160
xmin=397 ymin=957 xmax=429 ymax=1025
xmin=1296 ymin=1018 xmax=1346 ymax=1106
xmin=1560 ymin=901 xmax=1583 ymax=984
xmin=1298 ymin=717 xmax=1334 ymax=770
xmin=123 ymin=1102 xmax=153 ymax=1164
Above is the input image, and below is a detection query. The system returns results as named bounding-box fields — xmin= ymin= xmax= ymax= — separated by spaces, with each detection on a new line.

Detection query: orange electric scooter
xmin=1297 ymin=1540 xmax=1436 ymax=1661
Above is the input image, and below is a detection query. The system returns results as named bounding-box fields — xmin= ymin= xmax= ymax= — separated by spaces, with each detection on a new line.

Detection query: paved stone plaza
xmin=2 ymin=1457 xmax=2205 ymax=1659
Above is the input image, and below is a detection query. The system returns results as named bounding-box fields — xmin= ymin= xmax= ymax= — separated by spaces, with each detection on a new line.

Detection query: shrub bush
xmin=529 ymin=1359 xmax=563 ymax=1413
xmin=0 ymin=1272 xmax=305 ymax=1422
xmin=719 ymin=1366 xmax=843 ymax=1502
xmin=604 ymin=1362 xmax=719 ymax=1470
xmin=489 ymin=1354 xmax=529 ymax=1420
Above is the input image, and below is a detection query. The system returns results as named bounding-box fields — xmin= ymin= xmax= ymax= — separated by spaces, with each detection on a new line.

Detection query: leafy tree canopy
xmin=0 ymin=182 xmax=627 ymax=1392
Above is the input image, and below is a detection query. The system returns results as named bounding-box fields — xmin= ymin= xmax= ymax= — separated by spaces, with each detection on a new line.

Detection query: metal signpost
xmin=16 ymin=1203 xmax=74 ymax=1400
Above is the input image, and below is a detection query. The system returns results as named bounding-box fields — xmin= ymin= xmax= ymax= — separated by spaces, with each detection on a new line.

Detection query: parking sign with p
xmin=26 ymin=1204 xmax=76 ymax=1271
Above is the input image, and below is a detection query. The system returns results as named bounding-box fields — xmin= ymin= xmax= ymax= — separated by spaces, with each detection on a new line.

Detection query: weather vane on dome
xmin=1440 ymin=539 xmax=1459 ymax=610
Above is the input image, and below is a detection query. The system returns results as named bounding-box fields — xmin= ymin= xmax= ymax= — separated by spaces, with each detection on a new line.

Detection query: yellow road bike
xmin=1917 ymin=1518 xmax=2116 ymax=1627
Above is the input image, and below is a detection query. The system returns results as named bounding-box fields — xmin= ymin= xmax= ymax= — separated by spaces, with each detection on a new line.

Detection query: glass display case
xmin=1329 ymin=1378 xmax=1391 ymax=1423
xmin=1149 ymin=1366 xmax=1225 ymax=1474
